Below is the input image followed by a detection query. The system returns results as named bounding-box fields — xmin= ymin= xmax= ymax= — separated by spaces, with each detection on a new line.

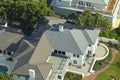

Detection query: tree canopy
xmin=0 ymin=0 xmax=57 ymax=30
xmin=0 ymin=73 xmax=14 ymax=80
xmin=66 ymin=10 xmax=112 ymax=33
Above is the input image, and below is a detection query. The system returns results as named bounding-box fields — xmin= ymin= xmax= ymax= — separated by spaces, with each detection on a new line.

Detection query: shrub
xmin=64 ymin=72 xmax=82 ymax=80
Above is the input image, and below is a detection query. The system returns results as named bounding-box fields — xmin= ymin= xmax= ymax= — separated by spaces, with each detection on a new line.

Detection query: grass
xmin=96 ymin=51 xmax=120 ymax=80
xmin=64 ymin=72 xmax=82 ymax=80
xmin=93 ymin=48 xmax=112 ymax=71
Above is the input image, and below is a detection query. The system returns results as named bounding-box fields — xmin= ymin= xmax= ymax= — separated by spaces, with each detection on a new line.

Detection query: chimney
xmin=59 ymin=25 xmax=64 ymax=32
xmin=29 ymin=69 xmax=35 ymax=80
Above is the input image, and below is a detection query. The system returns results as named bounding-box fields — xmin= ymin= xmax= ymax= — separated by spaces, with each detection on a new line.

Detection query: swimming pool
xmin=0 ymin=65 xmax=8 ymax=73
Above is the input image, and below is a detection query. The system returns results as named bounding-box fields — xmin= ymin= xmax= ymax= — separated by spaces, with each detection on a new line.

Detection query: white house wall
xmin=92 ymin=3 xmax=106 ymax=10
xmin=65 ymin=47 xmax=89 ymax=67
xmin=56 ymin=1 xmax=70 ymax=7
xmin=92 ymin=38 xmax=99 ymax=54
xmin=81 ymin=48 xmax=89 ymax=64
xmin=71 ymin=0 xmax=79 ymax=4
xmin=65 ymin=52 xmax=83 ymax=66
xmin=55 ymin=0 xmax=107 ymax=10
xmin=52 ymin=6 xmax=75 ymax=15
xmin=51 ymin=37 xmax=99 ymax=67
xmin=78 ymin=0 xmax=106 ymax=9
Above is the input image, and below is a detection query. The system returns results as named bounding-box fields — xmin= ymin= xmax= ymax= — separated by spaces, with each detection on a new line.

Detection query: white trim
xmin=46 ymin=69 xmax=53 ymax=80
xmin=66 ymin=68 xmax=84 ymax=78
xmin=89 ymin=43 xmax=109 ymax=73
xmin=46 ymin=56 xmax=51 ymax=62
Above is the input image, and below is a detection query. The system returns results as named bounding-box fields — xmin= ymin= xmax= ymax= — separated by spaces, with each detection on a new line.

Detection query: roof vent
xmin=59 ymin=25 xmax=64 ymax=32
xmin=29 ymin=69 xmax=35 ymax=80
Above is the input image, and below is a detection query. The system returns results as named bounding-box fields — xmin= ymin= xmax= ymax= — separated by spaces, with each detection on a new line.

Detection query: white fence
xmin=89 ymin=43 xmax=109 ymax=73
xmin=99 ymin=37 xmax=119 ymax=44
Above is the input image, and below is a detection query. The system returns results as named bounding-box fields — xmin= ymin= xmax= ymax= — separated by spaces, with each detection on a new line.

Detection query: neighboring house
xmin=0 ymin=27 xmax=23 ymax=55
xmin=12 ymin=24 xmax=100 ymax=80
xmin=50 ymin=0 xmax=120 ymax=27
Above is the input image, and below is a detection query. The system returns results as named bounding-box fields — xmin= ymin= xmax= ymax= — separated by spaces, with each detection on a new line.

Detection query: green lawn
xmin=96 ymin=51 xmax=120 ymax=80
xmin=64 ymin=72 xmax=82 ymax=80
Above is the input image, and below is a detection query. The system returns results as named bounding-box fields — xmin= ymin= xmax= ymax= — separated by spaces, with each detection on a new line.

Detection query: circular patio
xmin=94 ymin=43 xmax=109 ymax=60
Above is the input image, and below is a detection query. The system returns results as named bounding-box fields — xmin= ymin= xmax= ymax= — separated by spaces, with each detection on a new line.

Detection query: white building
xmin=45 ymin=25 xmax=100 ymax=67
xmin=50 ymin=0 xmax=120 ymax=27
xmin=12 ymin=24 xmax=100 ymax=80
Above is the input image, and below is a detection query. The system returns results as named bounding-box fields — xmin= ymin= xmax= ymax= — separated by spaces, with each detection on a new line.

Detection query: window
xmin=89 ymin=44 xmax=91 ymax=47
xmin=62 ymin=51 xmax=65 ymax=55
xmin=58 ymin=75 xmax=61 ymax=79
xmin=88 ymin=51 xmax=91 ymax=55
xmin=54 ymin=50 xmax=57 ymax=53
xmin=73 ymin=60 xmax=77 ymax=64
xmin=3 ymin=51 xmax=6 ymax=54
xmin=7 ymin=52 xmax=11 ymax=55
xmin=79 ymin=1 xmax=83 ymax=5
xmin=73 ymin=54 xmax=76 ymax=57
xmin=86 ymin=2 xmax=91 ymax=7
xmin=58 ymin=51 xmax=61 ymax=54
xmin=0 ymin=50 xmax=2 ymax=53
xmin=77 ymin=54 xmax=79 ymax=58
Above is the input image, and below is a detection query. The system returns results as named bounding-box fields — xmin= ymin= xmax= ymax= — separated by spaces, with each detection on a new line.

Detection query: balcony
xmin=70 ymin=3 xmax=86 ymax=10
xmin=69 ymin=3 xmax=114 ymax=15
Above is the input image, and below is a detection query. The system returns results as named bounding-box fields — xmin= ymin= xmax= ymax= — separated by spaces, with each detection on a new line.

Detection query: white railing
xmin=70 ymin=3 xmax=114 ymax=15
xmin=58 ymin=58 xmax=70 ymax=74
xmin=66 ymin=69 xmax=85 ymax=78
xmin=48 ymin=58 xmax=70 ymax=80
xmin=89 ymin=43 xmax=109 ymax=73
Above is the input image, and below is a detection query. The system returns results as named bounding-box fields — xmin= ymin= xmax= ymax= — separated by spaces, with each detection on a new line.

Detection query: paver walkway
xmin=83 ymin=48 xmax=117 ymax=80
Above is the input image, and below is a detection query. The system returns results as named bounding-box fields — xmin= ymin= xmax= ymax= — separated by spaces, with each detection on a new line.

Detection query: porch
xmin=67 ymin=43 xmax=109 ymax=77
xmin=69 ymin=3 xmax=113 ymax=15
xmin=47 ymin=56 xmax=70 ymax=80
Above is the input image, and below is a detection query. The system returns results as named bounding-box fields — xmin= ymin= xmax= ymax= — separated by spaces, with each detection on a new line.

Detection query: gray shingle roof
xmin=83 ymin=29 xmax=100 ymax=44
xmin=70 ymin=29 xmax=89 ymax=54
xmin=13 ymin=34 xmax=53 ymax=80
xmin=0 ymin=29 xmax=23 ymax=52
xmin=45 ymin=29 xmax=82 ymax=54
xmin=45 ymin=28 xmax=100 ymax=55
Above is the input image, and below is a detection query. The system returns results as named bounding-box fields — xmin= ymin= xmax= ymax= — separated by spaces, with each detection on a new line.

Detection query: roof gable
xmin=45 ymin=28 xmax=100 ymax=55
xmin=84 ymin=29 xmax=100 ymax=44
xmin=29 ymin=34 xmax=52 ymax=65
xmin=70 ymin=29 xmax=88 ymax=54
xmin=45 ymin=29 xmax=82 ymax=54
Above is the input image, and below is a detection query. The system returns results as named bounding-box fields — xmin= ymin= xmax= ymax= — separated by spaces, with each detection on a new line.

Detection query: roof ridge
xmin=24 ymin=40 xmax=35 ymax=48
xmin=82 ymin=29 xmax=93 ymax=44
xmin=69 ymin=30 xmax=83 ymax=54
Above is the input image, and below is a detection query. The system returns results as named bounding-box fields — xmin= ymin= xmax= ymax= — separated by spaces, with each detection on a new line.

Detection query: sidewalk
xmin=83 ymin=48 xmax=117 ymax=80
